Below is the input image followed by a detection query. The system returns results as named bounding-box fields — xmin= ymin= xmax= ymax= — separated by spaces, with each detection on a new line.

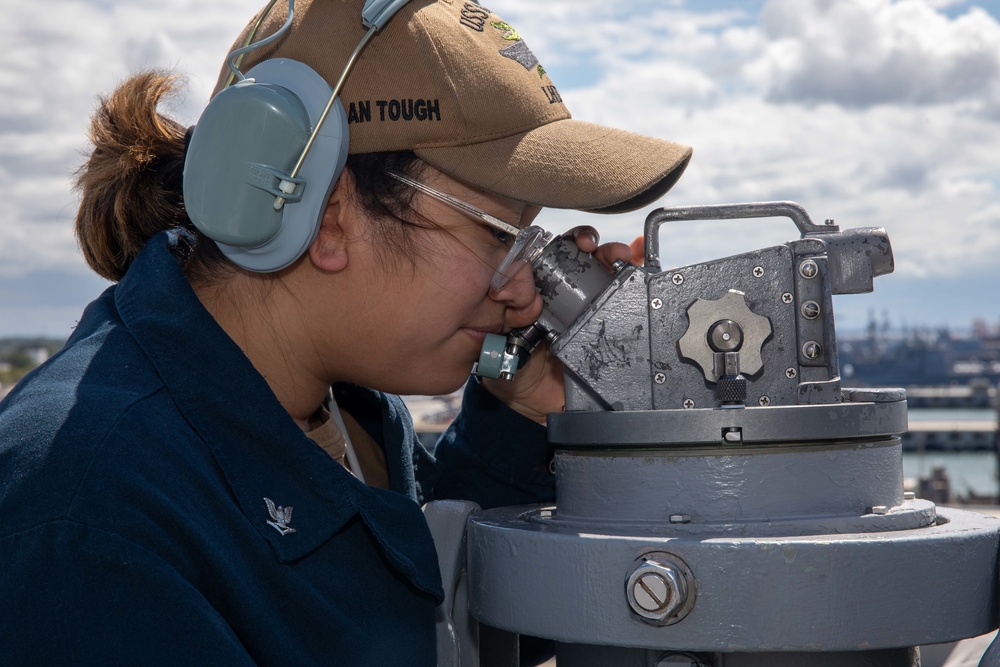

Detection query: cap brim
xmin=414 ymin=119 xmax=692 ymax=213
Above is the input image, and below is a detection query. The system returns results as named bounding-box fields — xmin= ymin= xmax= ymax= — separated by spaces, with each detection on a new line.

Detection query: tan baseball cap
xmin=214 ymin=0 xmax=692 ymax=213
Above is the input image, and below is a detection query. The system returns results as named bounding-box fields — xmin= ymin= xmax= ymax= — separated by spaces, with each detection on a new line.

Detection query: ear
xmin=308 ymin=174 xmax=354 ymax=273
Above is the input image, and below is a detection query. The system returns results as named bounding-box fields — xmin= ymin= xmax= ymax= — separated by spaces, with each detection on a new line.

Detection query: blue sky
xmin=1 ymin=0 xmax=999 ymax=337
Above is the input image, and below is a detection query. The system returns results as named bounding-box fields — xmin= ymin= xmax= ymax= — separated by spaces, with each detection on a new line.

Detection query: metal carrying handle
xmin=643 ymin=201 xmax=834 ymax=272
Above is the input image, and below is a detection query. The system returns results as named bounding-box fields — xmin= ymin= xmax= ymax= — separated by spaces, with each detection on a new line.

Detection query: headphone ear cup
xmin=183 ymin=59 xmax=349 ymax=272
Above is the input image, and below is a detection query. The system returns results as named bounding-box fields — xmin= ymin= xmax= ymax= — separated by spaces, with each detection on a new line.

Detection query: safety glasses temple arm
xmin=385 ymin=171 xmax=522 ymax=237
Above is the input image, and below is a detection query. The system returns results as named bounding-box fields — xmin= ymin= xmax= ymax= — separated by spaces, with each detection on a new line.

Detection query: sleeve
xmin=430 ymin=377 xmax=555 ymax=509
xmin=0 ymin=520 xmax=255 ymax=666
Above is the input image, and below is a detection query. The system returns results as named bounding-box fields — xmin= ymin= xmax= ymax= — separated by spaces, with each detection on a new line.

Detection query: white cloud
xmin=0 ymin=0 xmax=249 ymax=284
xmin=497 ymin=0 xmax=1000 ymax=296
xmin=1 ymin=0 xmax=999 ymax=334
xmin=747 ymin=0 xmax=1000 ymax=107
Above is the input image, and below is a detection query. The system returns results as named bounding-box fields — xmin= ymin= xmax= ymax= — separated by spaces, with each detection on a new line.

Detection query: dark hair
xmin=74 ymin=70 xmax=424 ymax=283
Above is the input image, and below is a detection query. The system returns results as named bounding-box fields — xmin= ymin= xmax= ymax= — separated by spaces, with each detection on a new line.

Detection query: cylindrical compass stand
xmin=466 ymin=391 xmax=1000 ymax=666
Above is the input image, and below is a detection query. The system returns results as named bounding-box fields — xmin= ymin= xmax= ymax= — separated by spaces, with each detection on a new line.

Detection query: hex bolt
xmin=669 ymin=514 xmax=691 ymax=524
xmin=825 ymin=218 xmax=836 ymax=226
xmin=758 ymin=395 xmax=771 ymax=406
xmin=752 ymin=266 xmax=764 ymax=278
xmin=625 ymin=558 xmax=689 ymax=623
xmin=798 ymin=259 xmax=819 ymax=279
xmin=672 ymin=273 xmax=684 ymax=285
xmin=682 ymin=398 xmax=695 ymax=409
xmin=802 ymin=340 xmax=823 ymax=360
xmin=801 ymin=300 xmax=821 ymax=319
xmin=654 ymin=372 xmax=666 ymax=384
xmin=611 ymin=259 xmax=627 ymax=274
xmin=785 ymin=367 xmax=797 ymax=379
xmin=656 ymin=653 xmax=710 ymax=667
xmin=781 ymin=292 xmax=793 ymax=304
xmin=651 ymin=298 xmax=663 ymax=310
xmin=904 ymin=491 xmax=916 ymax=500
xmin=872 ymin=505 xmax=889 ymax=515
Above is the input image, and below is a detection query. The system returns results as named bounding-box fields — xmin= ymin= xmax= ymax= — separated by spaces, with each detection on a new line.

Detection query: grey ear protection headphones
xmin=182 ymin=0 xmax=412 ymax=272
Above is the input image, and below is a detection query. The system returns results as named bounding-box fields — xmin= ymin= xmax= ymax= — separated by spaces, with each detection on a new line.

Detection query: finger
xmin=562 ymin=226 xmax=599 ymax=252
xmin=628 ymin=235 xmax=645 ymax=266
xmin=593 ymin=241 xmax=632 ymax=269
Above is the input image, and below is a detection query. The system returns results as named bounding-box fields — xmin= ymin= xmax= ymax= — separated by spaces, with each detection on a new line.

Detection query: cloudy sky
xmin=2 ymin=0 xmax=999 ymax=338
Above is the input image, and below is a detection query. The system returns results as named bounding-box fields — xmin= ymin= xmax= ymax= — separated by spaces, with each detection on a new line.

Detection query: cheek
xmin=426 ymin=249 xmax=496 ymax=300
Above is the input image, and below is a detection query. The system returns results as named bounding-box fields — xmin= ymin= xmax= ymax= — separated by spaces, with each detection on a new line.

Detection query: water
xmin=902 ymin=451 xmax=997 ymax=497
xmin=904 ymin=408 xmax=998 ymax=498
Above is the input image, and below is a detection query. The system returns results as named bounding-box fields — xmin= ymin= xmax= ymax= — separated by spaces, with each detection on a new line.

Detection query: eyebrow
xmin=386 ymin=170 xmax=522 ymax=237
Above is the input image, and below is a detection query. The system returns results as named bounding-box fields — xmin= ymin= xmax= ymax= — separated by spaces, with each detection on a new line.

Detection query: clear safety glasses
xmin=386 ymin=170 xmax=553 ymax=292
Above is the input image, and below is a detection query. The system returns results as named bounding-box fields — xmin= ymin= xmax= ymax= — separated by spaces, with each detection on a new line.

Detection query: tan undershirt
xmin=305 ymin=404 xmax=390 ymax=490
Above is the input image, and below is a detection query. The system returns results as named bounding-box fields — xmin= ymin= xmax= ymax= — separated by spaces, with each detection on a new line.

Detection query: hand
xmin=482 ymin=226 xmax=632 ymax=425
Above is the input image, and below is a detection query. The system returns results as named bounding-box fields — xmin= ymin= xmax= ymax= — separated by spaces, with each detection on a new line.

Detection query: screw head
xmin=671 ymin=273 xmax=684 ymax=285
xmin=708 ymin=319 xmax=743 ymax=353
xmin=682 ymin=398 xmax=695 ymax=409
xmin=785 ymin=367 xmax=797 ymax=379
xmin=802 ymin=340 xmax=823 ymax=360
xmin=758 ymin=395 xmax=771 ymax=406
xmin=798 ymin=259 xmax=819 ymax=279
xmin=801 ymin=300 xmax=821 ymax=319
xmin=651 ymin=298 xmax=663 ymax=310
xmin=654 ymin=372 xmax=666 ymax=384
xmin=781 ymin=292 xmax=793 ymax=304
xmin=752 ymin=266 xmax=764 ymax=278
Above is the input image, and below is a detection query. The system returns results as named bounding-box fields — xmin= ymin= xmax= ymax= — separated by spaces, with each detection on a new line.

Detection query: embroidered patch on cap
xmin=491 ymin=20 xmax=543 ymax=75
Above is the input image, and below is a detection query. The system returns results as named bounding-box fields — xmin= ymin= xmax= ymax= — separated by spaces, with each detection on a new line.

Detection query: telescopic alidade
xmin=433 ymin=202 xmax=1000 ymax=667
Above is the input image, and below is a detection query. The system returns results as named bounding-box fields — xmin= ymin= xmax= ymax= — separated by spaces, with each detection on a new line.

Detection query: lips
xmin=462 ymin=323 xmax=503 ymax=344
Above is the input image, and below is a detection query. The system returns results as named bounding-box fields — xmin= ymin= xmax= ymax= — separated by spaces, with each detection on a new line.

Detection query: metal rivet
xmin=752 ymin=266 xmax=764 ymax=278
xmin=651 ymin=298 xmax=663 ymax=310
xmin=672 ymin=273 xmax=684 ymax=285
xmin=785 ymin=367 xmax=797 ymax=379
xmin=654 ymin=372 xmax=666 ymax=384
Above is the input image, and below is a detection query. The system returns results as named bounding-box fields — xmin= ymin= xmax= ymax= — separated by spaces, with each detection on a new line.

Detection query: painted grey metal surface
xmin=466 ymin=505 xmax=999 ymax=651
xmin=553 ymin=440 xmax=908 ymax=525
xmin=424 ymin=500 xmax=481 ymax=667
xmin=548 ymin=395 xmax=908 ymax=446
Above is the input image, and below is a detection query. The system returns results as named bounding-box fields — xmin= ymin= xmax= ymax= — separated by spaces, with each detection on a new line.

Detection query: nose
xmin=489 ymin=262 xmax=542 ymax=329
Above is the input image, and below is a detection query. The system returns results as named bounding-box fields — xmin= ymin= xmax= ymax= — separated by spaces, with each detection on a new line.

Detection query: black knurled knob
xmin=717 ymin=375 xmax=747 ymax=404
